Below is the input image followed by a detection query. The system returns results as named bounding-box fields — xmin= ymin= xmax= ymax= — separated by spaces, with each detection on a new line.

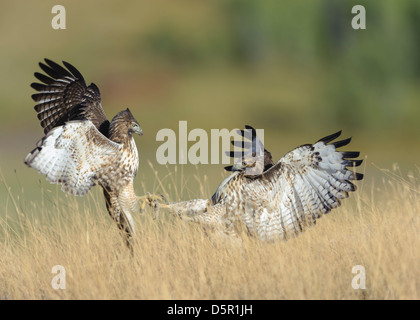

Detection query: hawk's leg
xmin=146 ymin=199 xmax=208 ymax=220
xmin=155 ymin=199 xmax=222 ymax=225
xmin=138 ymin=193 xmax=169 ymax=217
xmin=103 ymin=187 xmax=134 ymax=251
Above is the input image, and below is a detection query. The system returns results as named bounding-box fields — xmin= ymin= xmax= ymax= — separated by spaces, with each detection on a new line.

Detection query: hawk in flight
xmin=24 ymin=59 xmax=157 ymax=248
xmin=160 ymin=126 xmax=364 ymax=241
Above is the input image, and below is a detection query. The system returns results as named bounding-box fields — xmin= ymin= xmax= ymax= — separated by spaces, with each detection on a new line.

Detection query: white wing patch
xmin=25 ymin=120 xmax=121 ymax=196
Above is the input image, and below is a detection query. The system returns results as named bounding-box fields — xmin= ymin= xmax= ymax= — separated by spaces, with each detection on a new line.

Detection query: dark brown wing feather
xmin=31 ymin=59 xmax=109 ymax=135
xmin=225 ymin=125 xmax=274 ymax=172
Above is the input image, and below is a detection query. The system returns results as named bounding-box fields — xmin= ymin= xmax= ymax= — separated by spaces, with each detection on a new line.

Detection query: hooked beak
xmin=224 ymin=163 xmax=243 ymax=172
xmin=231 ymin=162 xmax=244 ymax=172
xmin=135 ymin=127 xmax=143 ymax=136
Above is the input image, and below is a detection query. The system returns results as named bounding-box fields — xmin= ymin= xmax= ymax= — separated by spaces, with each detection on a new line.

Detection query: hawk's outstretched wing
xmin=226 ymin=130 xmax=363 ymax=240
xmin=31 ymin=59 xmax=109 ymax=135
xmin=24 ymin=120 xmax=121 ymax=196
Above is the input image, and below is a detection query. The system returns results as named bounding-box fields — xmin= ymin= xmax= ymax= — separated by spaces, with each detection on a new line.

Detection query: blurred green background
xmin=1 ymin=0 xmax=419 ymax=211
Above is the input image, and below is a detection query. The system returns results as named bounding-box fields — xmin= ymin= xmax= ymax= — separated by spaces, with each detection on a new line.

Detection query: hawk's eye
xmin=132 ymin=123 xmax=137 ymax=128
xmin=242 ymin=161 xmax=247 ymax=166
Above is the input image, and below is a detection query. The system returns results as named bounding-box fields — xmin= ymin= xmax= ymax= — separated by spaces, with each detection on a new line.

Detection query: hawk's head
xmin=224 ymin=125 xmax=274 ymax=176
xmin=226 ymin=153 xmax=266 ymax=176
xmin=110 ymin=108 xmax=143 ymax=140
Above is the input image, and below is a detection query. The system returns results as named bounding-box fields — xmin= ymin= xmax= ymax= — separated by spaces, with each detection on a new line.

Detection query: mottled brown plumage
xmin=161 ymin=127 xmax=364 ymax=241
xmin=25 ymin=59 xmax=145 ymax=249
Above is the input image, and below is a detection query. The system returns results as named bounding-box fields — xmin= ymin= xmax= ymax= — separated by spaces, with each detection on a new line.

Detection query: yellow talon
xmin=138 ymin=193 xmax=170 ymax=213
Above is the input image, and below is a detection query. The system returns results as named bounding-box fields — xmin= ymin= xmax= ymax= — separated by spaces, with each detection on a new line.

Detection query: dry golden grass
xmin=0 ymin=166 xmax=419 ymax=300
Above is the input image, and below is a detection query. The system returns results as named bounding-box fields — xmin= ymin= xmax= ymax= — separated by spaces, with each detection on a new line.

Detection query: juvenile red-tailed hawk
xmin=24 ymin=59 xmax=157 ymax=249
xmin=160 ymin=126 xmax=363 ymax=241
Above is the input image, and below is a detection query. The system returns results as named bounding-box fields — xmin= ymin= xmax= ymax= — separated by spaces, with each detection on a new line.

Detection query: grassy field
xmin=0 ymin=165 xmax=418 ymax=300
xmin=0 ymin=0 xmax=419 ymax=301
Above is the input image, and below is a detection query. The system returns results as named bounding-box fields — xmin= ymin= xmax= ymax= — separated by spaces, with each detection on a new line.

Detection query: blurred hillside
xmin=0 ymin=0 xmax=419 ymax=205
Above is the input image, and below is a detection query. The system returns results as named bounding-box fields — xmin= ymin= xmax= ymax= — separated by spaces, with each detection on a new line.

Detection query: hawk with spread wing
xmin=160 ymin=126 xmax=363 ymax=241
xmin=24 ymin=59 xmax=157 ymax=248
